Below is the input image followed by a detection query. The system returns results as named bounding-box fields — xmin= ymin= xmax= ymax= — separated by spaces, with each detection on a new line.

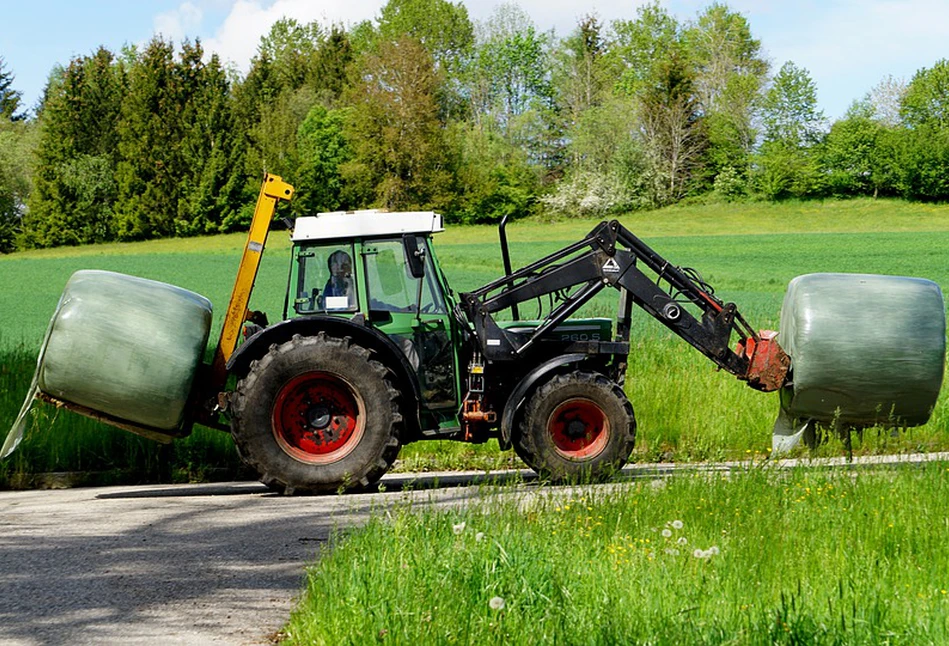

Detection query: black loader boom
xmin=458 ymin=219 xmax=789 ymax=435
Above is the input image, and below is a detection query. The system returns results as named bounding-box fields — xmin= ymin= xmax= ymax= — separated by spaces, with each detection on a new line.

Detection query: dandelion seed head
xmin=489 ymin=596 xmax=506 ymax=611
xmin=475 ymin=532 xmax=485 ymax=542
xmin=708 ymin=545 xmax=720 ymax=555
xmin=452 ymin=522 xmax=466 ymax=535
xmin=671 ymin=520 xmax=683 ymax=529
xmin=661 ymin=528 xmax=672 ymax=538
xmin=676 ymin=537 xmax=688 ymax=545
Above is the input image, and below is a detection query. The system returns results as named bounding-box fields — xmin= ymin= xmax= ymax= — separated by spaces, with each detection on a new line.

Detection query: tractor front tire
xmin=515 ymin=371 xmax=635 ymax=482
xmin=230 ymin=333 xmax=402 ymax=494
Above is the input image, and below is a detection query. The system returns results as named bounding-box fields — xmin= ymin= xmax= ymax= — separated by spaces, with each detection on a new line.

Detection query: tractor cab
xmin=287 ymin=210 xmax=461 ymax=413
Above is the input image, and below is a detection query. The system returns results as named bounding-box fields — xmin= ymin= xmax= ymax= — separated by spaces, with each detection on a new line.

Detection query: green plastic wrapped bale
xmin=37 ymin=270 xmax=213 ymax=431
xmin=778 ymin=273 xmax=945 ymax=427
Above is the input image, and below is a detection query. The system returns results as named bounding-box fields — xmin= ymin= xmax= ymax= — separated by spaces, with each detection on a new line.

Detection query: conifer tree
xmin=0 ymin=57 xmax=24 ymax=120
xmin=175 ymin=42 xmax=246 ymax=234
xmin=22 ymin=48 xmax=124 ymax=247
xmin=114 ymin=38 xmax=182 ymax=239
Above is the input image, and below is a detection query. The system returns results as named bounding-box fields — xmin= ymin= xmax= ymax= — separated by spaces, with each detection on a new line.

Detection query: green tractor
xmin=216 ymin=176 xmax=788 ymax=493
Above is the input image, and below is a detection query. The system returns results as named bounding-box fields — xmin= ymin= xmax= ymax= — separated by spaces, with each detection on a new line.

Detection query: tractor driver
xmin=322 ymin=249 xmax=355 ymax=309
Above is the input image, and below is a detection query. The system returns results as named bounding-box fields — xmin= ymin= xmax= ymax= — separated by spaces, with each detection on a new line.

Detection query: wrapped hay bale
xmin=37 ymin=270 xmax=213 ymax=431
xmin=778 ymin=273 xmax=945 ymax=428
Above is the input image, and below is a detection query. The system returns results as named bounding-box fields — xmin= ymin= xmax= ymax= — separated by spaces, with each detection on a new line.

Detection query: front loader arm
xmin=460 ymin=220 xmax=789 ymax=392
xmin=209 ymin=174 xmax=294 ymax=391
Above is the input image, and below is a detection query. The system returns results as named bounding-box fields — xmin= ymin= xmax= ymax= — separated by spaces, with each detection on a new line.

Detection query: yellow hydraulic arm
xmin=209 ymin=174 xmax=294 ymax=389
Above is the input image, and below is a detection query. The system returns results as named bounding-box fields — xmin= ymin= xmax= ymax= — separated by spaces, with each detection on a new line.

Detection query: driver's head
xmin=328 ymin=250 xmax=352 ymax=277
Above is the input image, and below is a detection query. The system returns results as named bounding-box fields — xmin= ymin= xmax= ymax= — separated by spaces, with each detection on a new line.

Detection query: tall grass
xmin=284 ymin=463 xmax=949 ymax=644
xmin=0 ymin=343 xmax=248 ymax=485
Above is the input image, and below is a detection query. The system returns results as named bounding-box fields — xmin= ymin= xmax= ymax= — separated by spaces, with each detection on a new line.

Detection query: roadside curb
xmin=377 ymin=451 xmax=949 ymax=490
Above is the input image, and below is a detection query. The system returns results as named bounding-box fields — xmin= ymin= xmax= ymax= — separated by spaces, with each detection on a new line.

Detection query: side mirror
xmin=403 ymin=234 xmax=426 ymax=279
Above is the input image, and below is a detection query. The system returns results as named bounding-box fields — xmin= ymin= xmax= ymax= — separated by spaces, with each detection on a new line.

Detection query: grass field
xmin=2 ymin=197 xmax=949 ymax=484
xmin=283 ymin=463 xmax=949 ymax=644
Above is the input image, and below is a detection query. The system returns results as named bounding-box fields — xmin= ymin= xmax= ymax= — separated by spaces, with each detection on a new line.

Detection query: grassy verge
xmin=283 ymin=463 xmax=949 ymax=644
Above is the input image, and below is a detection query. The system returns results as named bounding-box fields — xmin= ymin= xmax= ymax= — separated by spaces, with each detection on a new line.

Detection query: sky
xmin=2 ymin=0 xmax=948 ymax=121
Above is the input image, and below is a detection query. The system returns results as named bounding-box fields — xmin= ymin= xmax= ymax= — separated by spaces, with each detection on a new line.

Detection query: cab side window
xmin=364 ymin=239 xmax=445 ymax=314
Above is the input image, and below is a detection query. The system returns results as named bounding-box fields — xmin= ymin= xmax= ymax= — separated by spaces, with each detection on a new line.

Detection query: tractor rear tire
xmin=515 ymin=371 xmax=635 ymax=482
xmin=230 ymin=333 xmax=402 ymax=494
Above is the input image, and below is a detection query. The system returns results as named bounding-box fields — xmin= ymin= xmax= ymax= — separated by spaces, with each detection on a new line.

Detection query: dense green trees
xmin=754 ymin=61 xmax=824 ymax=199
xmin=343 ymin=37 xmax=454 ymax=211
xmin=687 ymin=3 xmax=768 ymax=192
xmin=0 ymin=59 xmax=33 ymax=251
xmin=22 ymin=48 xmax=124 ymax=247
xmin=0 ymin=119 xmax=34 ymax=252
xmin=7 ymin=1 xmax=949 ymax=253
xmin=22 ymin=40 xmax=246 ymax=247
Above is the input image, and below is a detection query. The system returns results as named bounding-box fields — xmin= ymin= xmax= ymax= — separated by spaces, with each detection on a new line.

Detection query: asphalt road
xmin=1 ymin=453 xmax=947 ymax=645
xmin=0 ymin=471 xmax=521 ymax=646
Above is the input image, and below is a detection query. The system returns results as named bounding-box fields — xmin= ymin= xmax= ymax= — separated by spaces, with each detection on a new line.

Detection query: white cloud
xmin=200 ymin=0 xmax=382 ymax=74
xmin=154 ymin=2 xmax=205 ymax=43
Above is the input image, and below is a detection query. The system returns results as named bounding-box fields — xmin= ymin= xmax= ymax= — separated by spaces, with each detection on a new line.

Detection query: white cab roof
xmin=292 ymin=209 xmax=444 ymax=242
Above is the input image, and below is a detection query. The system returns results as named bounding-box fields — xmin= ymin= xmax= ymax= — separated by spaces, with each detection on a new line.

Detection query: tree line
xmin=2 ymin=0 xmax=949 ymax=253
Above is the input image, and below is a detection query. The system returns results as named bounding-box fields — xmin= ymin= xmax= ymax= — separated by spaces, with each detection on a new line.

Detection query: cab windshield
xmin=292 ymin=243 xmax=358 ymax=314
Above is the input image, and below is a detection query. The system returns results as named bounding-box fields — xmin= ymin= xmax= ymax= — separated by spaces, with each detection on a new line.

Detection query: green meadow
xmin=2 ymin=197 xmax=949 ymax=484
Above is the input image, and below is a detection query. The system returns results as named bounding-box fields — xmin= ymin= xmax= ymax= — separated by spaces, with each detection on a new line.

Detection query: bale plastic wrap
xmin=35 ymin=270 xmax=213 ymax=431
xmin=1 ymin=308 xmax=57 ymax=458
xmin=778 ymin=273 xmax=945 ymax=428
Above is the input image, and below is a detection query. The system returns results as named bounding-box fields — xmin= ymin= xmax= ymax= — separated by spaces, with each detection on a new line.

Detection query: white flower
xmin=489 ymin=596 xmax=506 ymax=611
xmin=475 ymin=532 xmax=485 ymax=542
xmin=692 ymin=546 xmax=719 ymax=559
xmin=661 ymin=528 xmax=672 ymax=538
xmin=676 ymin=537 xmax=688 ymax=545
xmin=671 ymin=520 xmax=684 ymax=530
xmin=452 ymin=522 xmax=466 ymax=535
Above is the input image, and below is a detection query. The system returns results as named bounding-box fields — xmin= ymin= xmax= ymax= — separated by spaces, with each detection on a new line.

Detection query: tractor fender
xmin=499 ymin=352 xmax=588 ymax=448
xmin=226 ymin=316 xmax=422 ymax=436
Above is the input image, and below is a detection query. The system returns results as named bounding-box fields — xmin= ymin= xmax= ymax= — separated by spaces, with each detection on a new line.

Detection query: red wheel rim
xmin=271 ymin=371 xmax=365 ymax=464
xmin=547 ymin=398 xmax=610 ymax=460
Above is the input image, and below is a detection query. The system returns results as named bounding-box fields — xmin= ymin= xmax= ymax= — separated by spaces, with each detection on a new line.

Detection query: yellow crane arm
xmin=209 ymin=174 xmax=294 ymax=386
